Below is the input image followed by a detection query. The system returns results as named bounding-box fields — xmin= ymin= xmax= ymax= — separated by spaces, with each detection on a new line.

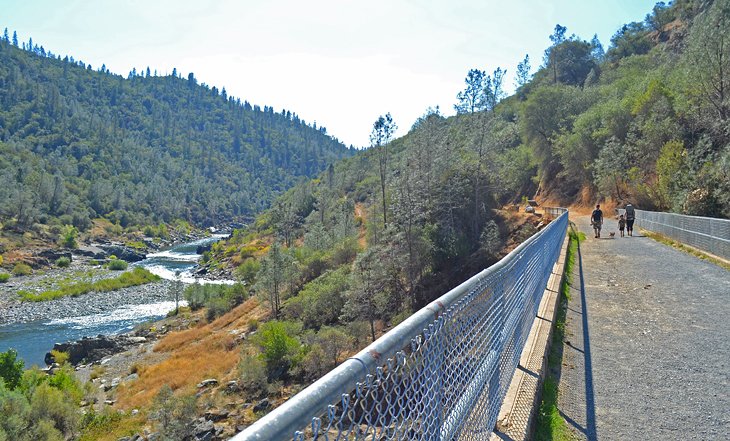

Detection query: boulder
xmin=197 ymin=378 xmax=219 ymax=388
xmin=37 ymin=249 xmax=73 ymax=263
xmin=196 ymin=243 xmax=213 ymax=254
xmin=192 ymin=419 xmax=215 ymax=441
xmin=524 ymin=205 xmax=535 ymax=213
xmin=44 ymin=334 xmax=139 ymax=366
xmin=97 ymin=244 xmax=146 ymax=262
xmin=75 ymin=245 xmax=107 ymax=260
xmin=253 ymin=398 xmax=270 ymax=413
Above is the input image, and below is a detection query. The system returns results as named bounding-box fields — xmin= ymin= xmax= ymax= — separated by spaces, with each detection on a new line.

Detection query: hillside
xmin=0 ymin=36 xmax=353 ymax=232
xmin=0 ymin=1 xmax=728 ymax=440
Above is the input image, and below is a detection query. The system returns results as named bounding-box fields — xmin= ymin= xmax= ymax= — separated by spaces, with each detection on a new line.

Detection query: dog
xmin=609 ymin=232 xmax=616 ymax=238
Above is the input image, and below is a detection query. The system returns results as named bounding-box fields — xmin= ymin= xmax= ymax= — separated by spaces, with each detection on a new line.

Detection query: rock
xmin=192 ymin=419 xmax=215 ymax=441
xmin=97 ymin=243 xmax=146 ymax=262
xmin=104 ymin=399 xmax=116 ymax=405
xmin=125 ymin=373 xmax=139 ymax=382
xmin=525 ymin=205 xmax=535 ymax=213
xmin=117 ymin=437 xmax=131 ymax=441
xmin=225 ymin=380 xmax=240 ymax=393
xmin=131 ymin=409 xmax=139 ymax=416
xmin=196 ymin=243 xmax=213 ymax=254
xmin=37 ymin=249 xmax=73 ymax=263
xmin=45 ymin=334 xmax=148 ymax=366
xmin=45 ymin=335 xmax=121 ymax=365
xmin=197 ymin=378 xmax=219 ymax=388
xmin=205 ymin=409 xmax=229 ymax=421
xmin=111 ymin=377 xmax=121 ymax=388
xmin=253 ymin=398 xmax=270 ymax=413
xmin=75 ymin=245 xmax=107 ymax=260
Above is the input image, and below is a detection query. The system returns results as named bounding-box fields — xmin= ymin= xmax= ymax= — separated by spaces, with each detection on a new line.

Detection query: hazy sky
xmin=2 ymin=0 xmax=656 ymax=147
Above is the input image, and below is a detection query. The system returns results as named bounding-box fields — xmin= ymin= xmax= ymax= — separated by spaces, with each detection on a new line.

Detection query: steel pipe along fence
xmin=234 ymin=209 xmax=569 ymax=441
xmin=621 ymin=209 xmax=730 ymax=260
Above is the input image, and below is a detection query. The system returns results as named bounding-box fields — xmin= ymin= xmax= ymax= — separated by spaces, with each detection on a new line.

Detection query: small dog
xmin=609 ymin=232 xmax=616 ymax=238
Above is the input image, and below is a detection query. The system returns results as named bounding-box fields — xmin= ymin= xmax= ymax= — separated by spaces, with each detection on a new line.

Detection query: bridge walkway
xmin=555 ymin=216 xmax=730 ymax=440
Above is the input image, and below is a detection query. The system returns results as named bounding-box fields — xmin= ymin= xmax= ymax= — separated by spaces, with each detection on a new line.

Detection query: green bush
xmin=88 ymin=259 xmax=99 ymax=266
xmin=252 ymin=321 xmax=303 ymax=380
xmin=0 ymin=273 xmax=9 ymax=283
xmin=151 ymin=385 xmax=197 ymax=439
xmin=238 ymin=354 xmax=268 ymax=397
xmin=60 ymin=225 xmax=78 ymax=249
xmin=234 ymin=258 xmax=260 ymax=284
xmin=205 ymin=297 xmax=230 ymax=322
xmin=108 ymin=259 xmax=128 ymax=271
xmin=12 ymin=263 xmax=32 ymax=276
xmin=56 ymin=257 xmax=71 ymax=268
xmin=0 ymin=349 xmax=24 ymax=390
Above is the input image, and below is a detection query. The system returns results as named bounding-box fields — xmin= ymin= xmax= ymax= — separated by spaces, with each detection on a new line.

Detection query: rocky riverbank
xmin=0 ymin=278 xmax=175 ymax=325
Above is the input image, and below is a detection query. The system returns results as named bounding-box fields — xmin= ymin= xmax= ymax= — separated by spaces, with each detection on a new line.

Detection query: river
xmin=0 ymin=234 xmax=231 ymax=367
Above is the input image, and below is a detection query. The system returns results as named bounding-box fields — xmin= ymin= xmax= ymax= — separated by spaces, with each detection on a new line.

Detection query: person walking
xmin=625 ymin=203 xmax=636 ymax=236
xmin=618 ymin=214 xmax=626 ymax=237
xmin=591 ymin=204 xmax=604 ymax=238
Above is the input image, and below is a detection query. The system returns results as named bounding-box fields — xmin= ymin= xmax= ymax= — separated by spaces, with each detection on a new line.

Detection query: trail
xmin=555 ymin=215 xmax=730 ymax=440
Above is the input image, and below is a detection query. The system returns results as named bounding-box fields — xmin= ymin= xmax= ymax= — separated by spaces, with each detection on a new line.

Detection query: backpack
xmin=625 ymin=205 xmax=635 ymax=220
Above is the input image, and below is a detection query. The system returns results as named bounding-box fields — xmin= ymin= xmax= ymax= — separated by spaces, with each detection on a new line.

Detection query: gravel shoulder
xmin=556 ymin=215 xmax=730 ymax=440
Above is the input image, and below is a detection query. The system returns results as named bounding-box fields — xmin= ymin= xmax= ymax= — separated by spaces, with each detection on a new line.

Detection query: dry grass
xmin=116 ymin=298 xmax=270 ymax=410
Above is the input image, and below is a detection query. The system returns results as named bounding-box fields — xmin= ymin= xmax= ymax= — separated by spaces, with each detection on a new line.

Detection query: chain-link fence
xmin=624 ymin=209 xmax=730 ymax=260
xmin=234 ymin=209 xmax=569 ymax=441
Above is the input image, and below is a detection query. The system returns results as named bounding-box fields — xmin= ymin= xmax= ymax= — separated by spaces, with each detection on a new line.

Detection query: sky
xmin=1 ymin=0 xmax=657 ymax=147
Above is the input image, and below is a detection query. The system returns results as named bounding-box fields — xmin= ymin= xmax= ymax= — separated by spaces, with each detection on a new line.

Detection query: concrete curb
xmin=491 ymin=230 xmax=570 ymax=441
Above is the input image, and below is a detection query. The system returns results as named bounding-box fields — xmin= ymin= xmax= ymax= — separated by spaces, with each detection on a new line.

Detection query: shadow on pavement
xmin=576 ymin=233 xmax=598 ymax=441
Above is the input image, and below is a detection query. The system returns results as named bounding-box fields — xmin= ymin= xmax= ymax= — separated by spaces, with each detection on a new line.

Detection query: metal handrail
xmin=233 ymin=208 xmax=569 ymax=441
xmin=618 ymin=208 xmax=729 ymax=259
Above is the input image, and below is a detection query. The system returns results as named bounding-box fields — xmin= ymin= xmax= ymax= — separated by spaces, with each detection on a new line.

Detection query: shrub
xmin=253 ymin=321 xmax=303 ymax=380
xmin=205 ymin=297 xmax=230 ymax=322
xmin=60 ymin=225 xmax=78 ymax=249
xmin=56 ymin=257 xmax=71 ymax=268
xmin=108 ymin=259 xmax=128 ymax=271
xmin=88 ymin=259 xmax=99 ymax=266
xmin=12 ymin=263 xmax=32 ymax=276
xmin=151 ymin=385 xmax=197 ymax=439
xmin=0 ymin=254 xmax=3 ymax=265
xmin=0 ymin=273 xmax=9 ymax=283
xmin=0 ymin=349 xmax=24 ymax=390
xmin=49 ymin=350 xmax=70 ymax=365
xmin=238 ymin=354 xmax=268 ymax=397
xmin=234 ymin=258 xmax=260 ymax=284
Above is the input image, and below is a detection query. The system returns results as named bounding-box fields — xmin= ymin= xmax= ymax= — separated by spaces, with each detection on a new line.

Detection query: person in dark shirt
xmin=618 ymin=214 xmax=626 ymax=237
xmin=591 ymin=204 xmax=604 ymax=238
xmin=624 ymin=203 xmax=635 ymax=236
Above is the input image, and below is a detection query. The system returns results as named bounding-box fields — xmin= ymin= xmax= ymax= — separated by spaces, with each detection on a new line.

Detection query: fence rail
xmin=622 ymin=209 xmax=730 ymax=260
xmin=234 ymin=209 xmax=569 ymax=441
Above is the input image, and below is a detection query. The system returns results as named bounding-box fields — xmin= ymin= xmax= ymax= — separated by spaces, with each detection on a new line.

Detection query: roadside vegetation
xmin=535 ymin=227 xmax=584 ymax=441
xmin=641 ymin=229 xmax=730 ymax=271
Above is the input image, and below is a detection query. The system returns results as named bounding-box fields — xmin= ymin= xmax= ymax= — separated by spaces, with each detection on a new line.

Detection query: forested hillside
xmin=511 ymin=0 xmax=729 ymax=216
xmin=0 ymin=35 xmax=352 ymax=230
